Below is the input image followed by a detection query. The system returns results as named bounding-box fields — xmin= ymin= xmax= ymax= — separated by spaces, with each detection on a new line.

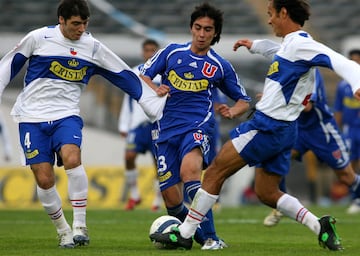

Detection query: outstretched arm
xmin=216 ymin=100 xmax=250 ymax=119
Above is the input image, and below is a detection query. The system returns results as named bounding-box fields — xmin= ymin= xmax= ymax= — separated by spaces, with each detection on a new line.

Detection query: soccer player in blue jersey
xmin=150 ymin=0 xmax=360 ymax=251
xmin=263 ymin=68 xmax=360 ymax=225
xmin=142 ymin=2 xmax=251 ymax=250
xmin=0 ymin=0 xmax=165 ymax=249
xmin=118 ymin=39 xmax=163 ymax=211
xmin=334 ymin=49 xmax=360 ymax=214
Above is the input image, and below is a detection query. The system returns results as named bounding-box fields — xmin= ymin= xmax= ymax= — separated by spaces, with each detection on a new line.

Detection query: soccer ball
xmin=149 ymin=215 xmax=182 ymax=249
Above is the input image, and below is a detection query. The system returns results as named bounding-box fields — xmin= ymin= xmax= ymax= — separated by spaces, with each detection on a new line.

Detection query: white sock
xmin=277 ymin=193 xmax=320 ymax=235
xmin=125 ymin=169 xmax=140 ymax=200
xmin=152 ymin=179 xmax=162 ymax=206
xmin=37 ymin=185 xmax=70 ymax=233
xmin=66 ymin=165 xmax=88 ymax=228
xmin=179 ymin=188 xmax=219 ymax=239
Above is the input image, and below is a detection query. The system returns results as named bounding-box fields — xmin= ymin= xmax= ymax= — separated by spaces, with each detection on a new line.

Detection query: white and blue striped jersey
xmin=0 ymin=24 xmax=165 ymax=123
xmin=250 ymin=31 xmax=360 ymax=121
xmin=141 ymin=42 xmax=250 ymax=142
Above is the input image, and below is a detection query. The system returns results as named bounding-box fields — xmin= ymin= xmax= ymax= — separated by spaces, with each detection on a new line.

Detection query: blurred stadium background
xmin=0 ymin=0 xmax=359 ymax=209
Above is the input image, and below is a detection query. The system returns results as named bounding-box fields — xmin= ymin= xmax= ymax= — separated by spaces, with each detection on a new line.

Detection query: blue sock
xmin=350 ymin=175 xmax=360 ymax=200
xmin=279 ymin=177 xmax=287 ymax=193
xmin=166 ymin=202 xmax=205 ymax=245
xmin=184 ymin=181 xmax=218 ymax=241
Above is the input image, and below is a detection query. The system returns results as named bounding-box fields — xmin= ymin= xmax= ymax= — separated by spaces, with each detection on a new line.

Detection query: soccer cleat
xmin=318 ymin=216 xmax=343 ymax=251
xmin=263 ymin=209 xmax=283 ymax=227
xmin=346 ymin=199 xmax=360 ymax=214
xmin=58 ymin=229 xmax=75 ymax=248
xmin=151 ymin=205 xmax=161 ymax=212
xmin=149 ymin=226 xmax=193 ymax=250
xmin=201 ymin=238 xmax=228 ymax=250
xmin=124 ymin=198 xmax=141 ymax=210
xmin=73 ymin=226 xmax=90 ymax=246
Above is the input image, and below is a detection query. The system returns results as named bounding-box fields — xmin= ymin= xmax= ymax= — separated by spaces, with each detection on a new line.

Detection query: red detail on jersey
xmin=70 ymin=48 xmax=77 ymax=55
xmin=202 ymin=62 xmax=218 ymax=78
xmin=193 ymin=132 xmax=203 ymax=142
xmin=302 ymin=93 xmax=311 ymax=106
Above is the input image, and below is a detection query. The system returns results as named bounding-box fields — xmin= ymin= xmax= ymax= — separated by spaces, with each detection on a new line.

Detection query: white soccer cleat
xmin=58 ymin=229 xmax=75 ymax=248
xmin=346 ymin=199 xmax=360 ymax=214
xmin=201 ymin=238 xmax=227 ymax=250
xmin=263 ymin=209 xmax=283 ymax=227
xmin=73 ymin=226 xmax=90 ymax=246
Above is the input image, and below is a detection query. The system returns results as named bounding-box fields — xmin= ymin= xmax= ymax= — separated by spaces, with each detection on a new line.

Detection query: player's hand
xmin=156 ymin=84 xmax=170 ymax=97
xmin=217 ymin=104 xmax=234 ymax=119
xmin=354 ymin=88 xmax=360 ymax=101
xmin=233 ymin=39 xmax=253 ymax=51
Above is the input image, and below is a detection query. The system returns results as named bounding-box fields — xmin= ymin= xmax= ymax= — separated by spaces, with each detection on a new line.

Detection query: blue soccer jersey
xmin=141 ymin=42 xmax=250 ymax=143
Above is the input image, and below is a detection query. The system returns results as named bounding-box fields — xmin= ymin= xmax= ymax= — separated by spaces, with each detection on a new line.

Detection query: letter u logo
xmin=202 ymin=62 xmax=218 ymax=78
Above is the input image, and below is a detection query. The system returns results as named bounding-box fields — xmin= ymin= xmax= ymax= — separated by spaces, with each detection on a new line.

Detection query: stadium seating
xmin=0 ymin=0 xmax=357 ymax=52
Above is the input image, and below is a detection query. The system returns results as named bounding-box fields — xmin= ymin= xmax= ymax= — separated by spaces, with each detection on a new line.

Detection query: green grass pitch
xmin=0 ymin=205 xmax=358 ymax=255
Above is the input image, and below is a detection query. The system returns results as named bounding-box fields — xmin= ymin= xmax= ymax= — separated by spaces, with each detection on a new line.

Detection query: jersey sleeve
xmin=217 ymin=60 xmax=251 ymax=103
xmin=296 ymin=40 xmax=360 ymax=94
xmin=250 ymin=39 xmax=281 ymax=60
xmin=0 ymin=31 xmax=37 ymax=101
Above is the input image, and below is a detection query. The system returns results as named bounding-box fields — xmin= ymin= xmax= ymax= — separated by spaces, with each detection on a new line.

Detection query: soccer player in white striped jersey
xmin=150 ymin=0 xmax=360 ymax=251
xmin=0 ymin=0 xmax=165 ymax=248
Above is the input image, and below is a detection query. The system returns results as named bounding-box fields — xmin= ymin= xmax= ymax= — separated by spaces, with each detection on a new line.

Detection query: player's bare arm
xmin=354 ymin=88 xmax=360 ymax=101
xmin=140 ymin=74 xmax=170 ymax=96
xmin=217 ymin=100 xmax=249 ymax=119
xmin=233 ymin=39 xmax=253 ymax=51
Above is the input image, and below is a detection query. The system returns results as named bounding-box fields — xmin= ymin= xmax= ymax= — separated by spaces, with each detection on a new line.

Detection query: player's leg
xmin=155 ymin=140 xmax=205 ymax=247
xmin=181 ymin=148 xmax=226 ymax=250
xmin=55 ymin=116 xmax=89 ymax=246
xmin=263 ymin=177 xmax=286 ymax=227
xmin=122 ymin=125 xmax=148 ymax=210
xmin=256 ymin=147 xmax=342 ymax=251
xmin=151 ymin=156 xmax=163 ymax=212
xmin=309 ymin=122 xmax=360 ymax=214
xmin=19 ymin=122 xmax=74 ymax=248
xmin=347 ymin=129 xmax=360 ymax=213
xmin=123 ymin=150 xmax=141 ymax=210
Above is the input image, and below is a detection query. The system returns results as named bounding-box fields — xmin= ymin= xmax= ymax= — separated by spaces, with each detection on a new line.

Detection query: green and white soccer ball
xmin=149 ymin=215 xmax=182 ymax=249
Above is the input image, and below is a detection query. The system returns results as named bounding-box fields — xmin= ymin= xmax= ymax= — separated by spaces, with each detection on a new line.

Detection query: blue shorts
xmin=126 ymin=122 xmax=154 ymax=155
xmin=230 ymin=111 xmax=296 ymax=176
xmin=294 ymin=120 xmax=349 ymax=170
xmin=347 ymin=126 xmax=360 ymax=161
xmin=155 ymin=129 xmax=212 ymax=191
xmin=19 ymin=115 xmax=83 ymax=166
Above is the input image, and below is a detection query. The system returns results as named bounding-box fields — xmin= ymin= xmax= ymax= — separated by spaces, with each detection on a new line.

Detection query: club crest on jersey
xmin=70 ymin=48 xmax=77 ymax=55
xmin=332 ymin=149 xmax=342 ymax=160
xmin=68 ymin=59 xmax=79 ymax=67
xmin=193 ymin=131 xmax=203 ymax=143
xmin=202 ymin=62 xmax=217 ymax=78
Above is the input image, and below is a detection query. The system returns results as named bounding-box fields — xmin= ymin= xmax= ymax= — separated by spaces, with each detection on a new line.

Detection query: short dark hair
xmin=272 ymin=0 xmax=310 ymax=26
xmin=142 ymin=38 xmax=160 ymax=49
xmin=190 ymin=2 xmax=223 ymax=45
xmin=57 ymin=0 xmax=90 ymax=21
xmin=349 ymin=49 xmax=360 ymax=57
